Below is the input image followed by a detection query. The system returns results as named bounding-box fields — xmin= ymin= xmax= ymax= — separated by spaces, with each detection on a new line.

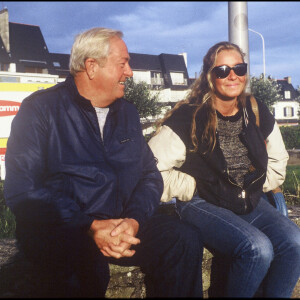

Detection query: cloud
xmin=4 ymin=1 xmax=300 ymax=87
xmin=108 ymin=1 xmax=229 ymax=77
xmin=248 ymin=2 xmax=300 ymax=49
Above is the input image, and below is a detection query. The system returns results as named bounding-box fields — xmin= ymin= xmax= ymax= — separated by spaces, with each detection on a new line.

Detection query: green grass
xmin=0 ymin=166 xmax=300 ymax=238
xmin=282 ymin=165 xmax=300 ymax=206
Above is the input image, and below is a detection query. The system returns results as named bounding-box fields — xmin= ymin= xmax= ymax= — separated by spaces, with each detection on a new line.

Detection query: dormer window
xmin=170 ymin=72 xmax=186 ymax=85
xmin=284 ymin=91 xmax=291 ymax=99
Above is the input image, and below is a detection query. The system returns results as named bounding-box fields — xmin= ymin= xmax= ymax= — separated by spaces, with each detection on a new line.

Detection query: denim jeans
xmin=176 ymin=195 xmax=300 ymax=298
xmin=16 ymin=211 xmax=203 ymax=298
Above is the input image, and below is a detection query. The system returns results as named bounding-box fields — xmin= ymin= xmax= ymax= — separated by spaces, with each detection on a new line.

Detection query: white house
xmin=273 ymin=77 xmax=300 ymax=126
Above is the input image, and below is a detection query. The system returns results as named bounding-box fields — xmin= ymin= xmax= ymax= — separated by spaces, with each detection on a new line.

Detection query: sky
xmin=2 ymin=1 xmax=300 ymax=89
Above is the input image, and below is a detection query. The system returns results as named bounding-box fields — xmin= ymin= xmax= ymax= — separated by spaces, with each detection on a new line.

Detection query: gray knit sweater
xmin=217 ymin=110 xmax=251 ymax=187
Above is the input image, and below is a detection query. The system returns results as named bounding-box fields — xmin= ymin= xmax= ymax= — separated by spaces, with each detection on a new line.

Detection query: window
xmin=0 ymin=76 xmax=19 ymax=82
xmin=151 ymin=72 xmax=164 ymax=85
xmin=53 ymin=62 xmax=61 ymax=67
xmin=25 ymin=66 xmax=43 ymax=73
xmin=284 ymin=91 xmax=291 ymax=99
xmin=0 ymin=63 xmax=9 ymax=71
xmin=284 ymin=106 xmax=294 ymax=117
xmin=132 ymin=71 xmax=151 ymax=84
xmin=170 ymin=72 xmax=186 ymax=85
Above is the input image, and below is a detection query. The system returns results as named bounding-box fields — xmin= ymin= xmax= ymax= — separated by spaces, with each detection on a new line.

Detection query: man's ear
xmin=85 ymin=58 xmax=98 ymax=80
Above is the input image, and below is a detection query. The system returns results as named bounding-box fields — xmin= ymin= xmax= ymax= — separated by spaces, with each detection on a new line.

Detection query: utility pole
xmin=228 ymin=1 xmax=251 ymax=93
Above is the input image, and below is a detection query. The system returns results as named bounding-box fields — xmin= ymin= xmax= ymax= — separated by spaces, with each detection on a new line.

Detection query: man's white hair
xmin=69 ymin=27 xmax=123 ymax=76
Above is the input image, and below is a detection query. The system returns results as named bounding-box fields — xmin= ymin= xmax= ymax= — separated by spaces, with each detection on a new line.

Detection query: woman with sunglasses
xmin=148 ymin=41 xmax=300 ymax=297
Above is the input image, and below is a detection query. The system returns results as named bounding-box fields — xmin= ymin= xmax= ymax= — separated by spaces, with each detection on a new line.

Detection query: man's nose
xmin=125 ymin=64 xmax=133 ymax=78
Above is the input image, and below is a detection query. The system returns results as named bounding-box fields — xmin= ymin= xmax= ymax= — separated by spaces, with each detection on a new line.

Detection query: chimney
xmin=0 ymin=8 xmax=10 ymax=53
xmin=284 ymin=76 xmax=292 ymax=84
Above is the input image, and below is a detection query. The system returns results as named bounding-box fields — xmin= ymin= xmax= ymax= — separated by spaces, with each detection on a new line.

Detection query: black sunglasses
xmin=212 ymin=63 xmax=247 ymax=79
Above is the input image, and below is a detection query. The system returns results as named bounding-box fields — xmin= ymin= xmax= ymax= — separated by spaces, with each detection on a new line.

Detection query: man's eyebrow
xmin=119 ymin=56 xmax=130 ymax=62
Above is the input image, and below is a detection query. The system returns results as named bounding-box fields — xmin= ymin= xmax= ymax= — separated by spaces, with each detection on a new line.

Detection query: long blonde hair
xmin=157 ymin=41 xmax=247 ymax=153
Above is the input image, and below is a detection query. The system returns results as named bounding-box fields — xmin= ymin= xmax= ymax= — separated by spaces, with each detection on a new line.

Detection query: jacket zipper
xmin=226 ymin=168 xmax=247 ymax=210
xmin=226 ymin=168 xmax=266 ymax=210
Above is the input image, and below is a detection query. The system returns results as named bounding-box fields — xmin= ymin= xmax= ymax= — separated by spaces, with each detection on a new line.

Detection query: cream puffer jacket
xmin=149 ymin=98 xmax=289 ymax=214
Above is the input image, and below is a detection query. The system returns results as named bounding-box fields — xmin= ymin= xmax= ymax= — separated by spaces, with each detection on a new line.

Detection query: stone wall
xmin=288 ymin=150 xmax=300 ymax=165
xmin=106 ymin=248 xmax=213 ymax=298
xmin=0 ymin=239 xmax=212 ymax=298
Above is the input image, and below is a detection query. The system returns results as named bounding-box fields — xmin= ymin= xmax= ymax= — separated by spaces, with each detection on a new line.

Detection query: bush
xmin=280 ymin=126 xmax=300 ymax=149
xmin=124 ymin=78 xmax=164 ymax=119
xmin=0 ymin=181 xmax=16 ymax=238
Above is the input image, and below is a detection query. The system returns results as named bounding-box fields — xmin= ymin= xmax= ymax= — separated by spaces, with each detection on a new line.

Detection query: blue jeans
xmin=176 ymin=195 xmax=300 ymax=297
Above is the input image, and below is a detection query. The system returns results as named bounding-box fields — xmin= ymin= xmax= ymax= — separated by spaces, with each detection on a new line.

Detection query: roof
xmin=0 ymin=20 xmax=190 ymax=85
xmin=129 ymin=53 xmax=161 ymax=71
xmin=49 ymin=53 xmax=70 ymax=76
xmin=0 ymin=36 xmax=11 ymax=64
xmin=9 ymin=22 xmax=52 ymax=68
xmin=44 ymin=52 xmax=190 ymax=84
xmin=159 ymin=53 xmax=189 ymax=89
xmin=159 ymin=53 xmax=187 ymax=73
xmin=129 ymin=52 xmax=188 ymax=74
xmin=50 ymin=53 xmax=70 ymax=69
xmin=277 ymin=79 xmax=300 ymax=100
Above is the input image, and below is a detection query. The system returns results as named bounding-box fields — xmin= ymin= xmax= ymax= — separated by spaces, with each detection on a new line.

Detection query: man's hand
xmin=88 ymin=218 xmax=140 ymax=259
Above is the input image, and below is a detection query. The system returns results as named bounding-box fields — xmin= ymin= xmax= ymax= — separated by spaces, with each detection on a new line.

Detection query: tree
xmin=250 ymin=75 xmax=282 ymax=110
xmin=124 ymin=78 xmax=164 ymax=119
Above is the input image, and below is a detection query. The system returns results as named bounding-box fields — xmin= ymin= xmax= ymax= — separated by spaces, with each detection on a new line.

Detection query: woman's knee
xmin=257 ymin=238 xmax=274 ymax=265
xmin=237 ymin=234 xmax=274 ymax=267
xmin=281 ymin=227 xmax=300 ymax=261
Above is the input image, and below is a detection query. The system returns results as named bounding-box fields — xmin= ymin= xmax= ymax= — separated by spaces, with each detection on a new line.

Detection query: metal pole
xmin=248 ymin=28 xmax=265 ymax=80
xmin=228 ymin=1 xmax=251 ymax=93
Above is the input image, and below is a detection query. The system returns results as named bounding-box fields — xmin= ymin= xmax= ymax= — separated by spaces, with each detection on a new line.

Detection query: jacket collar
xmin=64 ymin=73 xmax=123 ymax=113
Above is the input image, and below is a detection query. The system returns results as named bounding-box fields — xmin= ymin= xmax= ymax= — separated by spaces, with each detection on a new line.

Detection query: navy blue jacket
xmin=4 ymin=75 xmax=163 ymax=231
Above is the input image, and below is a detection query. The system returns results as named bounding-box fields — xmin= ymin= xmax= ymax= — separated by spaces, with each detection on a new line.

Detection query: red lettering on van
xmin=0 ymin=100 xmax=21 ymax=116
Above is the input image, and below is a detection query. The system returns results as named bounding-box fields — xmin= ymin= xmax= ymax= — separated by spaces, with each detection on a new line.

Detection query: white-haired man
xmin=4 ymin=27 xmax=204 ymax=297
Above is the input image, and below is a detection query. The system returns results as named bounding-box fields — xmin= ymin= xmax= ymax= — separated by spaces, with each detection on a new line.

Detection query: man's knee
xmin=172 ymin=219 xmax=202 ymax=246
xmin=148 ymin=214 xmax=202 ymax=247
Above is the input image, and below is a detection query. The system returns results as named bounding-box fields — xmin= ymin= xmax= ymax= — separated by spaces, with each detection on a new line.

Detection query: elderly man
xmin=4 ymin=27 xmax=203 ymax=297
